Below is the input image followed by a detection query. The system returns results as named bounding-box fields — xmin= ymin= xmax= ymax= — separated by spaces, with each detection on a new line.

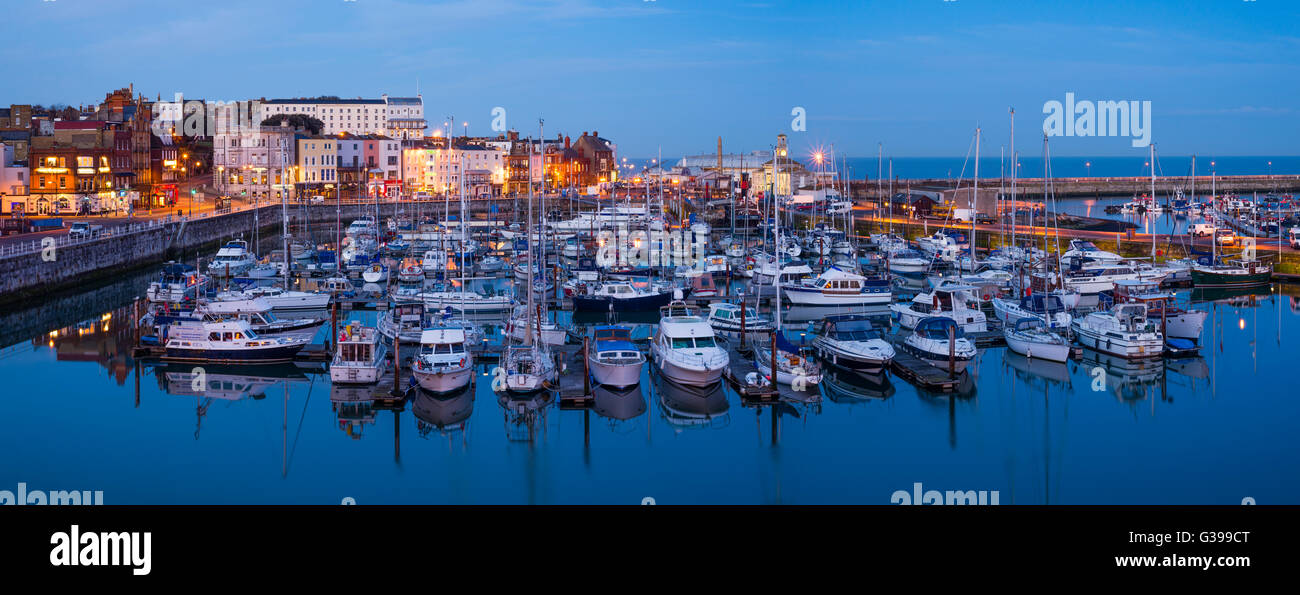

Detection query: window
xmin=671 ymin=337 xmax=693 ymax=349
xmin=694 ymin=337 xmax=716 ymax=348
xmin=210 ymin=332 xmax=221 ymax=341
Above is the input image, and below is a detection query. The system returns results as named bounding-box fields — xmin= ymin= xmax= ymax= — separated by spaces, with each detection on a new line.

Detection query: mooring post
xmin=948 ymin=323 xmax=956 ymax=380
xmin=770 ymin=330 xmax=778 ymax=390
xmin=583 ymin=336 xmax=591 ymax=395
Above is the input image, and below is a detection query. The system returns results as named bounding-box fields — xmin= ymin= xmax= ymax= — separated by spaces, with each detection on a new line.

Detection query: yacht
xmin=902 ymin=316 xmax=977 ymax=373
xmin=411 ymin=326 xmax=474 ymax=393
xmin=1061 ymin=239 xmax=1123 ymax=264
xmin=187 ymin=298 xmax=324 ymax=336
xmin=649 ymin=302 xmax=729 ymax=386
xmin=1109 ymin=279 xmax=1207 ymax=345
xmin=891 ymin=283 xmax=988 ymax=333
xmin=506 ymin=304 xmax=567 ymax=345
xmin=345 ymin=217 xmax=379 ymax=238
xmin=378 ymin=302 xmax=430 ymax=343
xmin=330 ymin=323 xmax=388 ymax=384
xmin=146 ymin=262 xmax=209 ymax=305
xmin=1190 ymin=257 xmax=1272 ymax=288
xmin=1003 ymin=318 xmax=1071 ymax=363
xmin=916 ymin=232 xmax=962 ymax=262
xmin=782 ymin=267 xmax=892 ymax=306
xmin=753 ymin=334 xmax=822 ymax=386
xmin=748 ymin=259 xmax=813 ymax=297
xmin=588 ymin=325 xmax=646 ymax=388
xmin=501 ymin=344 xmax=557 ymax=394
xmin=208 ymin=239 xmax=257 ymax=278
xmin=159 ymin=319 xmax=307 ymax=363
xmin=991 ymin=293 xmax=1072 ymax=330
xmin=420 ymin=289 xmax=514 ymax=313
xmin=213 ymin=286 xmax=331 ymax=312
xmin=812 ymin=315 xmax=895 ymax=374
xmin=421 ymin=249 xmax=448 ymax=275
xmin=887 ymin=249 xmax=931 ymax=275
xmin=1070 ymin=303 xmax=1163 ymax=359
xmin=573 ymin=282 xmax=675 ymax=312
xmin=361 ymin=263 xmax=389 ymax=283
xmin=1060 ymin=263 xmax=1140 ymax=294
xmin=705 ymin=302 xmax=774 ymax=337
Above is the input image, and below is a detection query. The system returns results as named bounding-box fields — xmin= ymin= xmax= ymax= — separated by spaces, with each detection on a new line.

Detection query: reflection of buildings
xmin=35 ymin=305 xmax=136 ymax=385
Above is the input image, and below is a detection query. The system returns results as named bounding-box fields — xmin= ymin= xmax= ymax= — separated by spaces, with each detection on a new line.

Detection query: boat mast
xmin=971 ymin=126 xmax=979 ymax=271
xmin=774 ymin=144 xmax=782 ymax=332
xmin=525 ymin=124 xmax=535 ymax=346
xmin=1009 ymin=108 xmax=1017 ymax=256
xmin=1150 ymin=142 xmax=1156 ymax=262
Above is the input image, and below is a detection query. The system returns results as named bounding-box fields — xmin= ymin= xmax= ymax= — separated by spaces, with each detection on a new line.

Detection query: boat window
xmin=435 ymin=344 xmax=452 ymax=354
xmin=234 ymin=332 xmax=244 ymax=339
xmin=223 ymin=332 xmax=233 ymax=341
xmin=715 ymin=309 xmax=732 ymax=319
xmin=671 ymin=337 xmax=694 ymax=349
xmin=694 ymin=336 xmax=716 ymax=348
xmin=451 ymin=343 xmax=465 ymax=353
xmin=209 ymin=332 xmax=221 ymax=341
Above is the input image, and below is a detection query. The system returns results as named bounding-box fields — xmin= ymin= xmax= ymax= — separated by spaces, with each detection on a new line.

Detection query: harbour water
xmin=2 ymin=269 xmax=1296 ymax=504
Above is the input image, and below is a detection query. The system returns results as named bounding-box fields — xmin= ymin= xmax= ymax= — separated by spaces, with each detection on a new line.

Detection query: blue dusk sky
xmin=2 ymin=0 xmax=1297 ymax=159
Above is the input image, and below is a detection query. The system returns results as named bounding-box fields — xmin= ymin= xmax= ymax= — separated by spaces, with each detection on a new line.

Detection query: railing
xmin=0 ymin=216 xmax=179 ymax=258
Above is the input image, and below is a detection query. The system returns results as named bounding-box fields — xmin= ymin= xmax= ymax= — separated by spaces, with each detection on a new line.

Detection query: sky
xmin=2 ymin=0 xmax=1298 ymax=159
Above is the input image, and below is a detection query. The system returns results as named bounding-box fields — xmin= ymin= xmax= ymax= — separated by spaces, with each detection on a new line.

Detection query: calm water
xmin=3 ymin=270 xmax=1297 ymax=504
xmin=629 ymin=156 xmax=1300 ymax=180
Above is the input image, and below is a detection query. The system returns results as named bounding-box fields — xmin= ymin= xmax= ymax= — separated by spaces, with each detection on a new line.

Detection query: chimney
xmin=564 ymin=135 xmax=570 ymax=149
xmin=592 ymin=131 xmax=598 ymax=138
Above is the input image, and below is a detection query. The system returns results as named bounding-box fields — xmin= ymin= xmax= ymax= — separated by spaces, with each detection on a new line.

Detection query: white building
xmin=382 ymin=95 xmax=426 ymax=140
xmin=257 ymin=95 xmax=426 ymax=138
xmin=212 ymin=125 xmax=297 ymax=202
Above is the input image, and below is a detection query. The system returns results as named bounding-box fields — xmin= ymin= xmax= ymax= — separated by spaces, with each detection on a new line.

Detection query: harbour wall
xmin=0 ymin=202 xmax=416 ymax=305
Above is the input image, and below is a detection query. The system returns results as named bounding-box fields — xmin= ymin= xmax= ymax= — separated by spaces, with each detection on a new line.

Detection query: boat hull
xmin=1190 ymin=268 xmax=1271 ymax=288
xmin=1003 ymin=332 xmax=1071 ymax=363
xmin=589 ymin=358 xmax=644 ymax=388
xmin=782 ymin=285 xmax=891 ymax=306
xmin=330 ymin=362 xmax=384 ymax=384
xmin=573 ymin=291 xmax=673 ymax=312
xmin=163 ymin=343 xmax=304 ymax=364
xmin=412 ymin=365 xmax=473 ymax=394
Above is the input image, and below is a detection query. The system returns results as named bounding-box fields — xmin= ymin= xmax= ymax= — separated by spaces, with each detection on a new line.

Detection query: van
xmin=1188 ymin=223 xmax=1216 ymax=237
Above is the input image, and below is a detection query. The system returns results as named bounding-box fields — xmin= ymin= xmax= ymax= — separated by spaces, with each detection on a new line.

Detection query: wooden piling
xmin=948 ymin=324 xmax=956 ymax=380
xmin=582 ymin=336 xmax=591 ymax=395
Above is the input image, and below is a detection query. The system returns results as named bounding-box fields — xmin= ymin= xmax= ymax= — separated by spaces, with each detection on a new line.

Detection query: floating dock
xmin=721 ymin=345 xmax=781 ymax=401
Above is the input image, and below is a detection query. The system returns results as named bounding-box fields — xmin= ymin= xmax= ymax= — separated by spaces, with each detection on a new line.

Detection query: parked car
xmin=310 ymin=195 xmax=326 ymax=204
xmin=1189 ymin=223 xmax=1216 ymax=237
xmin=1214 ymin=228 xmax=1236 ymax=245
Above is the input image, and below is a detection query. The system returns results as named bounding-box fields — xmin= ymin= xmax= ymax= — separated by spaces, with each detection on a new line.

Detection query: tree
xmin=261 ymin=113 xmax=325 ymax=135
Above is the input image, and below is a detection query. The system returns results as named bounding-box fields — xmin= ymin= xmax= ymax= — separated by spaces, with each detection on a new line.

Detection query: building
xmin=212 ymin=124 xmax=297 ymax=202
xmin=296 ymin=135 xmax=337 ymax=198
xmin=382 ymin=95 xmax=425 ymax=140
xmin=0 ymin=130 xmax=30 ymax=164
xmin=28 ymin=127 xmax=116 ymax=215
xmin=403 ymin=141 xmax=505 ymax=197
xmin=0 ymin=142 xmax=30 ymax=214
xmin=0 ymin=105 xmax=32 ymax=131
xmin=335 ymin=133 xmax=400 ymax=199
xmin=569 ymin=131 xmax=616 ymax=186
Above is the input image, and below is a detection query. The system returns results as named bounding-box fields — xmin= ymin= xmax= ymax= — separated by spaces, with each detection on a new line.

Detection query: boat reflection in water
xmin=820 ymin=367 xmax=895 ymax=403
xmin=498 ymin=390 xmax=554 ymax=442
xmin=330 ymin=383 xmax=376 ymax=440
xmin=654 ymin=372 xmax=729 ymax=430
xmin=1078 ymin=350 xmax=1165 ymax=402
xmin=413 ymin=382 xmax=475 ymax=439
xmin=1002 ymin=351 xmax=1071 ymax=391
xmin=152 ymin=362 xmax=309 ymax=400
xmin=592 ymin=383 xmax=647 ymax=422
xmin=780 ymin=304 xmax=892 ymax=326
